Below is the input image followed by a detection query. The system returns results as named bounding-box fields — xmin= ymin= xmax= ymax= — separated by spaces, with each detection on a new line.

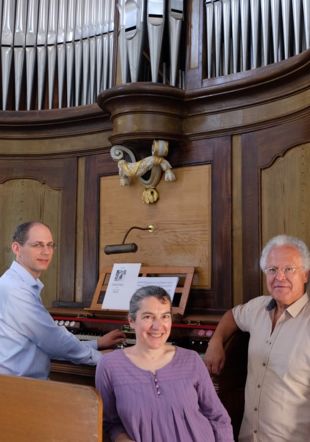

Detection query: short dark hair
xmin=129 ymin=285 xmax=172 ymax=320
xmin=12 ymin=221 xmax=50 ymax=245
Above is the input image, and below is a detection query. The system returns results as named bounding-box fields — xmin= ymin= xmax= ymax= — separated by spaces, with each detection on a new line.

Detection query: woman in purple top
xmin=95 ymin=286 xmax=234 ymax=442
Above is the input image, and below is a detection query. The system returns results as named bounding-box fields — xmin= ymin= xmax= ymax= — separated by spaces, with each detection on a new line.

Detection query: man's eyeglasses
xmin=263 ymin=266 xmax=303 ymax=277
xmin=25 ymin=242 xmax=56 ymax=250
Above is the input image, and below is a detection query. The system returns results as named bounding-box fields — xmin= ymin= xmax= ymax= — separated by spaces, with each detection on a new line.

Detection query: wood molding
xmin=97 ymin=83 xmax=185 ymax=144
xmin=241 ymin=113 xmax=310 ymax=301
xmin=0 ymin=51 xmax=308 ymax=148
xmin=0 ymin=104 xmax=111 ymax=141
xmin=96 ymin=51 xmax=310 ymax=145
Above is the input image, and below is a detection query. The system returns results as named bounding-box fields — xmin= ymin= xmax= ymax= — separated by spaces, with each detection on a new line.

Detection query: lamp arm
xmin=122 ymin=225 xmax=154 ymax=244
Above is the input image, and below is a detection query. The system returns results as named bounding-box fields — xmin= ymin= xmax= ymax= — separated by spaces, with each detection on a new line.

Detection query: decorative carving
xmin=110 ymin=140 xmax=176 ymax=204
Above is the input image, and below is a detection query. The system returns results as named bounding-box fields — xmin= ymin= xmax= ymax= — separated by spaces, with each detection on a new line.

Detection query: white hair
xmin=260 ymin=235 xmax=310 ymax=271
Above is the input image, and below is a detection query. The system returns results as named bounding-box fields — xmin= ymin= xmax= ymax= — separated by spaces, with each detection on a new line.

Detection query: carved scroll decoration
xmin=110 ymin=139 xmax=176 ymax=204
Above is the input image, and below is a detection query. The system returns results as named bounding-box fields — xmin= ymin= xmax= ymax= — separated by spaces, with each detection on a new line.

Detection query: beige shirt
xmin=233 ymin=293 xmax=310 ymax=442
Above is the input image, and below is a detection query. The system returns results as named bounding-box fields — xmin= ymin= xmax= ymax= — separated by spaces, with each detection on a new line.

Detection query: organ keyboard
xmin=51 ymin=309 xmax=217 ymax=354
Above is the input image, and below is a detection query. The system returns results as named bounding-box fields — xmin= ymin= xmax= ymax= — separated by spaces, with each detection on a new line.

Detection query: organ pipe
xmin=0 ymin=0 xmax=308 ymax=110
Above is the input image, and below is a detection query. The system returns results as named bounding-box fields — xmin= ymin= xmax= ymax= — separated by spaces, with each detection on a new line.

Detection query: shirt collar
xmin=266 ymin=298 xmax=277 ymax=311
xmin=266 ymin=292 xmax=309 ymax=317
xmin=11 ymin=260 xmax=44 ymax=291
xmin=286 ymin=293 xmax=309 ymax=318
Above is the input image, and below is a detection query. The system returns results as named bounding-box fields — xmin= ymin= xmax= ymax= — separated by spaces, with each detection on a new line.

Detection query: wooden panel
xmin=0 ymin=179 xmax=61 ymax=307
xmin=212 ymin=331 xmax=249 ymax=441
xmin=100 ymin=166 xmax=211 ymax=289
xmin=262 ymin=144 xmax=310 ymax=241
xmin=0 ymin=374 xmax=102 ymax=442
xmin=241 ymin=114 xmax=310 ymax=300
xmin=83 ymin=137 xmax=232 ymax=314
xmin=261 ymin=144 xmax=310 ymax=292
xmin=0 ymin=157 xmax=77 ymax=305
xmin=50 ymin=361 xmax=96 ymax=386
xmin=232 ymin=135 xmax=244 ymax=305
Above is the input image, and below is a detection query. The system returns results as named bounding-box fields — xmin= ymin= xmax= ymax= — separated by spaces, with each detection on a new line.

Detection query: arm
xmin=205 ymin=310 xmax=239 ymax=375
xmin=5 ymin=285 xmax=102 ymax=365
xmin=194 ymin=352 xmax=234 ymax=442
xmin=95 ymin=357 xmax=133 ymax=442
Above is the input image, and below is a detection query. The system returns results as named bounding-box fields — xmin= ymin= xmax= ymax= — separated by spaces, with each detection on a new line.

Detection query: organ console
xmin=51 ymin=310 xmax=217 ymax=350
xmin=49 ymin=307 xmax=218 ymax=387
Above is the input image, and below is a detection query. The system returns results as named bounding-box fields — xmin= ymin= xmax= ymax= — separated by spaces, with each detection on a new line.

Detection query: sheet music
xmin=102 ymin=263 xmax=179 ymax=310
xmin=102 ymin=263 xmax=141 ymax=310
xmin=136 ymin=276 xmax=179 ymax=300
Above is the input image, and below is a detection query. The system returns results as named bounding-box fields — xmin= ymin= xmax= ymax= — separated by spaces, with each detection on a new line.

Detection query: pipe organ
xmin=117 ymin=0 xmax=184 ymax=86
xmin=0 ymin=0 xmax=308 ymax=111
xmin=205 ymin=0 xmax=310 ymax=78
xmin=0 ymin=0 xmax=115 ymax=111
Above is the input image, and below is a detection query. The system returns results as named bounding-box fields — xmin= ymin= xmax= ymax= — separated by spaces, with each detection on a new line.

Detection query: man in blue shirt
xmin=0 ymin=221 xmax=125 ymax=379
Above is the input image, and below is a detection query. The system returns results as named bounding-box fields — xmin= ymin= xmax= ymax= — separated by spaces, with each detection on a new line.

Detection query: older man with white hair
xmin=205 ymin=235 xmax=310 ymax=442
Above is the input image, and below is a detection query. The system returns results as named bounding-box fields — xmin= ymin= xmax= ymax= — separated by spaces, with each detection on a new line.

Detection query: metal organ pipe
xmin=147 ymin=0 xmax=165 ymax=83
xmin=0 ymin=0 xmax=115 ymax=111
xmin=204 ymin=0 xmax=310 ymax=79
xmin=169 ymin=0 xmax=184 ymax=87
xmin=0 ymin=0 xmax=308 ymax=110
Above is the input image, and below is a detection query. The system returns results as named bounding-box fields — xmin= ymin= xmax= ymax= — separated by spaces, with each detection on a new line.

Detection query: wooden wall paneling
xmin=241 ymin=113 xmax=310 ymax=301
xmin=83 ymin=150 xmax=116 ymax=305
xmin=99 ymin=166 xmax=212 ymax=287
xmin=83 ymin=136 xmax=232 ymax=314
xmin=260 ymin=143 xmax=310 ymax=293
xmin=75 ymin=157 xmax=86 ymax=304
xmin=171 ymin=138 xmax=232 ymax=313
xmin=209 ymin=137 xmax=232 ymax=312
xmin=232 ymin=135 xmax=244 ymax=305
xmin=0 ymin=157 xmax=77 ymax=304
xmin=0 ymin=179 xmax=61 ymax=307
xmin=261 ymin=144 xmax=310 ymax=239
xmin=0 ymin=106 xmax=111 ymax=142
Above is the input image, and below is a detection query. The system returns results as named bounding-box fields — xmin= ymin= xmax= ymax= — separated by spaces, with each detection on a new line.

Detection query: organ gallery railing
xmin=0 ymin=0 xmax=308 ymax=111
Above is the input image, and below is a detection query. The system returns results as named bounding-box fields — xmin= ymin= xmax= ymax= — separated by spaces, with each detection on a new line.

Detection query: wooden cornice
xmin=97 ymin=82 xmax=185 ymax=144
xmin=97 ymin=50 xmax=310 ymax=144
xmin=0 ymin=104 xmax=111 ymax=140
xmin=0 ymin=50 xmax=309 ymax=147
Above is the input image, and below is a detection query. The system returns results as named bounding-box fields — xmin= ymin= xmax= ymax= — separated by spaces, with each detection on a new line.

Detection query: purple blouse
xmin=95 ymin=347 xmax=234 ymax=442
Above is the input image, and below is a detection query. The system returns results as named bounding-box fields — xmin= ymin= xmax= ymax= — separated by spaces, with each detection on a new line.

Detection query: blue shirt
xmin=0 ymin=261 xmax=101 ymax=379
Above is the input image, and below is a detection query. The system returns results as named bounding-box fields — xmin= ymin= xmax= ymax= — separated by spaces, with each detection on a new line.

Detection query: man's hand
xmin=97 ymin=329 xmax=126 ymax=349
xmin=205 ymin=338 xmax=226 ymax=375
xmin=204 ymin=309 xmax=238 ymax=375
